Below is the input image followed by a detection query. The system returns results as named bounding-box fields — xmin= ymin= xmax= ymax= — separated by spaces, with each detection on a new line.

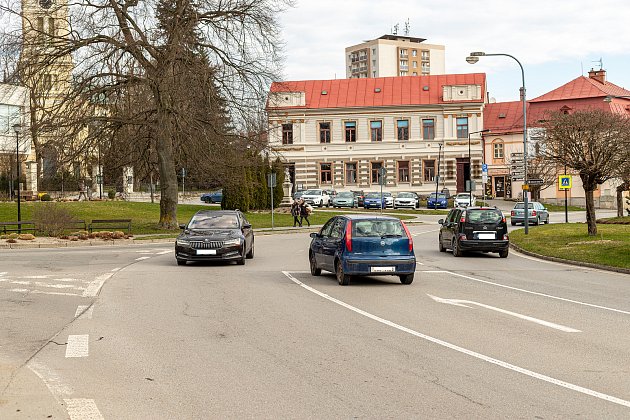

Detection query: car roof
xmin=335 ymin=214 xmax=400 ymax=221
xmin=193 ymin=210 xmax=240 ymax=216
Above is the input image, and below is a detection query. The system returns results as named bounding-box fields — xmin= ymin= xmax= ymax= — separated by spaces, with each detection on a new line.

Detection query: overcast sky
xmin=278 ymin=0 xmax=630 ymax=102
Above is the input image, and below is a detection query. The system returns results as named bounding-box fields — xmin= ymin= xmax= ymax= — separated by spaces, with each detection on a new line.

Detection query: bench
xmin=88 ymin=219 xmax=132 ymax=234
xmin=0 ymin=221 xmax=37 ymax=234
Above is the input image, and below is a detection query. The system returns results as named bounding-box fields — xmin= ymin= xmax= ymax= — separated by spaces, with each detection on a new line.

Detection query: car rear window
xmin=189 ymin=214 xmax=239 ymax=229
xmin=514 ymin=203 xmax=534 ymax=209
xmin=466 ymin=210 xmax=503 ymax=223
xmin=353 ymin=219 xmax=404 ymax=237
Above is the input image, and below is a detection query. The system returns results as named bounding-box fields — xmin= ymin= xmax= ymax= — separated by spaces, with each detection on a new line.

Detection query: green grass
xmin=320 ymin=207 xmax=449 ymax=215
xmin=0 ymin=201 xmax=416 ymax=235
xmin=543 ymin=203 xmax=585 ymax=212
xmin=510 ymin=223 xmax=630 ymax=269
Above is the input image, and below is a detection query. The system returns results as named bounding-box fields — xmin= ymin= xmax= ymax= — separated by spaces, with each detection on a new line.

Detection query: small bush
xmin=108 ymin=190 xmax=115 ymax=199
xmin=40 ymin=193 xmax=52 ymax=201
xmin=6 ymin=238 xmax=17 ymax=243
xmin=32 ymin=203 xmax=77 ymax=237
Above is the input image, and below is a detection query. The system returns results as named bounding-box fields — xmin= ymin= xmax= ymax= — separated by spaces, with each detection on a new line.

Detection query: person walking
xmin=291 ymin=199 xmax=302 ymax=227
xmin=299 ymin=199 xmax=311 ymax=227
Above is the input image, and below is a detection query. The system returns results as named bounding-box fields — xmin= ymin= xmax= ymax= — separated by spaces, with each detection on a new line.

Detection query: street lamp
xmin=434 ymin=143 xmax=442 ymax=208
xmin=467 ymin=51 xmax=530 ymax=233
xmin=12 ymin=123 xmax=22 ymax=233
xmin=467 ymin=129 xmax=490 ymax=193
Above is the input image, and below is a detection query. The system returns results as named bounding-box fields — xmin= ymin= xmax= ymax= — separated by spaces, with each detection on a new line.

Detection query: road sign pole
xmin=564 ymin=166 xmax=568 ymax=223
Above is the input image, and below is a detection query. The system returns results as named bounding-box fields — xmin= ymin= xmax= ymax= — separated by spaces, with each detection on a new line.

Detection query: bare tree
xmin=541 ymin=109 xmax=630 ymax=235
xmin=1 ymin=0 xmax=291 ymax=228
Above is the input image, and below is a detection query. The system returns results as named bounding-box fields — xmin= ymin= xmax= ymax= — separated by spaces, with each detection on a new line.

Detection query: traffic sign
xmin=559 ymin=175 xmax=572 ymax=190
xmin=512 ymin=177 xmax=524 ymax=181
xmin=267 ymin=172 xmax=277 ymax=188
xmin=482 ymin=164 xmax=488 ymax=173
xmin=527 ymin=178 xmax=544 ymax=186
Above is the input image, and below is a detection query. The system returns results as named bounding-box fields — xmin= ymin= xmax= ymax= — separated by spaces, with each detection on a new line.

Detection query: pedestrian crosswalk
xmin=0 ymin=272 xmax=89 ymax=297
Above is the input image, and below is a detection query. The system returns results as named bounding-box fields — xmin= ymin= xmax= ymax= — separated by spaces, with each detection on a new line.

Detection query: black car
xmin=175 ymin=210 xmax=254 ymax=265
xmin=438 ymin=207 xmax=509 ymax=258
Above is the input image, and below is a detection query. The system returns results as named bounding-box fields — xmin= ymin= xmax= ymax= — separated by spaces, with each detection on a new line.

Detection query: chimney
xmin=588 ymin=69 xmax=606 ymax=84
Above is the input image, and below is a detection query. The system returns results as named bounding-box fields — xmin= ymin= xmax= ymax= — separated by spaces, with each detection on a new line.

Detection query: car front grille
xmin=190 ymin=241 xmax=224 ymax=249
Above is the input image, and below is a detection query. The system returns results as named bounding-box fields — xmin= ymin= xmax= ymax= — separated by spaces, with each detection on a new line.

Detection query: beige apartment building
xmin=267 ymin=74 xmax=486 ymax=196
xmin=345 ymin=35 xmax=446 ymax=79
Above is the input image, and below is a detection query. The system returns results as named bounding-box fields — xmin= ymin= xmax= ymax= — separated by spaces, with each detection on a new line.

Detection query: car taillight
xmin=511 ymin=210 xmax=515 ymax=216
xmin=503 ymin=234 xmax=509 ymax=240
xmin=345 ymin=220 xmax=352 ymax=252
xmin=502 ymin=216 xmax=506 ymax=223
xmin=401 ymin=221 xmax=413 ymax=252
xmin=532 ymin=210 xmax=537 ymax=216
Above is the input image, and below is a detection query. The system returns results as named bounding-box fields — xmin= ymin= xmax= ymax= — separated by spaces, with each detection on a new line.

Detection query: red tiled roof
xmin=483 ymin=101 xmax=525 ymax=135
xmin=268 ymin=73 xmax=486 ymax=109
xmin=530 ymin=76 xmax=630 ymax=102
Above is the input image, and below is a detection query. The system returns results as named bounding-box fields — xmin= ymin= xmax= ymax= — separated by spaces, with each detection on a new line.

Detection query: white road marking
xmin=111 ymin=267 xmax=121 ymax=272
xmin=65 ymin=334 xmax=89 ymax=358
xmin=156 ymin=250 xmax=173 ymax=255
xmin=427 ymin=294 xmax=581 ymax=333
xmin=23 ymin=275 xmax=51 ymax=279
xmin=135 ymin=256 xmax=151 ymax=261
xmin=9 ymin=288 xmax=80 ymax=297
xmin=64 ymin=398 xmax=104 ymax=420
xmin=83 ymin=273 xmax=113 ymax=297
xmin=412 ymin=229 xmax=440 ymax=236
xmin=34 ymin=282 xmax=85 ymax=290
xmin=75 ymin=305 xmax=94 ymax=319
xmin=283 ymin=271 xmax=630 ymax=409
xmin=28 ymin=361 xmax=74 ymax=400
xmin=0 ymin=272 xmax=6 ymax=276
xmin=422 ymin=270 xmax=630 ymax=316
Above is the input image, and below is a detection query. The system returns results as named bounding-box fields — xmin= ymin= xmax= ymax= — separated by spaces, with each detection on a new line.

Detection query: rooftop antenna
xmin=404 ymin=19 xmax=410 ymax=36
xmin=393 ymin=23 xmax=399 ymax=35
xmin=592 ymin=57 xmax=603 ymax=71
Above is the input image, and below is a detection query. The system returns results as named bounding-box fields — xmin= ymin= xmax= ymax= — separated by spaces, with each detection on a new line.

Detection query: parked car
xmin=175 ymin=210 xmax=254 ymax=265
xmin=323 ymin=189 xmax=337 ymax=199
xmin=301 ymin=189 xmax=331 ymax=207
xmin=454 ymin=192 xmax=475 ymax=208
xmin=510 ymin=201 xmax=550 ymax=226
xmin=308 ymin=215 xmax=416 ymax=285
xmin=394 ymin=192 xmax=419 ymax=209
xmin=293 ymin=190 xmax=306 ymax=200
xmin=438 ymin=207 xmax=509 ymax=258
xmin=351 ymin=190 xmax=365 ymax=207
xmin=427 ymin=192 xmax=448 ymax=209
xmin=332 ymin=191 xmax=357 ymax=208
xmin=200 ymin=190 xmax=222 ymax=203
xmin=382 ymin=192 xmax=394 ymax=208
xmin=363 ymin=192 xmax=387 ymax=209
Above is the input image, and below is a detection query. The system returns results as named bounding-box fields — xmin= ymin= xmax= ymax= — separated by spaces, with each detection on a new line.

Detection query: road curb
xmin=509 ymin=243 xmax=630 ymax=275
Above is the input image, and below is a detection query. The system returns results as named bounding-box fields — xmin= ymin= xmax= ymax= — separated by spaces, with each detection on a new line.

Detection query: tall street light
xmin=467 ymin=51 xmax=530 ymax=233
xmin=467 ymin=129 xmax=490 ymax=194
xmin=12 ymin=123 xmax=22 ymax=233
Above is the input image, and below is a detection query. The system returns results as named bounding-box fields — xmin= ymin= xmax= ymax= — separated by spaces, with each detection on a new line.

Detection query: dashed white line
xmin=64 ymin=398 xmax=104 ymax=420
xmin=135 ymin=256 xmax=151 ymax=261
xmin=156 ymin=250 xmax=173 ymax=255
xmin=111 ymin=267 xmax=121 ymax=272
xmin=282 ymin=271 xmax=630 ymax=409
xmin=65 ymin=334 xmax=89 ymax=358
xmin=83 ymin=273 xmax=113 ymax=297
xmin=28 ymin=361 xmax=74 ymax=399
xmin=9 ymin=288 xmax=80 ymax=297
xmin=75 ymin=305 xmax=94 ymax=319
xmin=34 ymin=282 xmax=85 ymax=290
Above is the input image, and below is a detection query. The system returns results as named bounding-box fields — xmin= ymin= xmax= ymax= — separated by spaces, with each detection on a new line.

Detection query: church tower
xmin=19 ymin=0 xmax=75 ymax=186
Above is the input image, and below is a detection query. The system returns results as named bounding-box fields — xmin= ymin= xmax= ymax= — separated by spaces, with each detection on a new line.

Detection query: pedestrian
xmin=299 ymin=199 xmax=311 ymax=227
xmin=78 ymin=180 xmax=88 ymax=201
xmin=291 ymin=199 xmax=302 ymax=227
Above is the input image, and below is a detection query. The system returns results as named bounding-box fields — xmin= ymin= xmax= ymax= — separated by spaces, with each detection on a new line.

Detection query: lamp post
xmin=467 ymin=51 xmax=529 ymax=233
xmin=12 ymin=123 xmax=22 ymax=233
xmin=467 ymin=129 xmax=490 ymax=194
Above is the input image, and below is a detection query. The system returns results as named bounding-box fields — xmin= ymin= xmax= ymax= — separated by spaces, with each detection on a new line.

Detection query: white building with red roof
xmin=266 ymin=74 xmax=486 ymax=196
xmin=483 ymin=69 xmax=630 ymax=206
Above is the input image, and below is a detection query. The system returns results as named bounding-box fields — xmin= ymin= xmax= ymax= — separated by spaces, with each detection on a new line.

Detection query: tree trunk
xmin=156 ymin=109 xmax=178 ymax=229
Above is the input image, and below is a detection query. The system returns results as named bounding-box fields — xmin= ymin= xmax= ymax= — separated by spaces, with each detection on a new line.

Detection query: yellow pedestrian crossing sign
xmin=559 ymin=175 xmax=572 ymax=190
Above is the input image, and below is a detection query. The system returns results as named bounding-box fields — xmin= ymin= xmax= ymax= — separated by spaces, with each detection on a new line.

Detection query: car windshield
xmin=382 ymin=192 xmax=392 ymax=197
xmin=397 ymin=192 xmax=415 ymax=198
xmin=189 ymin=214 xmax=239 ymax=229
xmin=304 ymin=190 xmax=321 ymax=195
xmin=429 ymin=193 xmax=446 ymax=199
xmin=353 ymin=219 xmax=405 ymax=237
xmin=456 ymin=193 xmax=470 ymax=199
xmin=365 ymin=192 xmax=382 ymax=198
xmin=514 ymin=203 xmax=534 ymax=209
xmin=337 ymin=192 xmax=354 ymax=198
xmin=466 ymin=210 xmax=503 ymax=223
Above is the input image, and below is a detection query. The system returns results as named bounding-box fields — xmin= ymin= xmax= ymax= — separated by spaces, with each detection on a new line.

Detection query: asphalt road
xmin=1 ymin=222 xmax=629 ymax=419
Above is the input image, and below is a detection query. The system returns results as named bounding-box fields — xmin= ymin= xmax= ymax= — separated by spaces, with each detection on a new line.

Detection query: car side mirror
xmin=179 ymin=224 xmax=186 ymax=229
xmin=310 ymin=232 xmax=320 ymax=238
xmin=437 ymin=219 xmax=444 ymax=225
xmin=242 ymin=223 xmax=252 ymax=229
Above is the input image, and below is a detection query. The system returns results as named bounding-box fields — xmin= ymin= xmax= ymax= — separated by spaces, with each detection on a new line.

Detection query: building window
xmin=397 ymin=120 xmax=409 ymax=141
xmin=398 ymin=161 xmax=410 ymax=182
xmin=493 ymin=141 xmax=504 ymax=159
xmin=282 ymin=123 xmax=293 ymax=144
xmin=48 ymin=17 xmax=55 ymax=37
xmin=344 ymin=121 xmax=356 ymax=142
xmin=371 ymin=162 xmax=383 ymax=184
xmin=399 ymin=71 xmax=407 ymax=76
xmin=456 ymin=117 xmax=469 ymax=139
xmin=320 ymin=163 xmax=332 ymax=184
xmin=345 ymin=162 xmax=357 ymax=184
xmin=412 ymin=61 xmax=417 ymax=68
xmin=400 ymin=49 xmax=408 ymax=56
xmin=412 ymin=49 xmax=417 ymax=57
xmin=319 ymin=122 xmax=331 ymax=143
xmin=0 ymin=104 xmax=20 ymax=134
xmin=370 ymin=120 xmax=382 ymax=142
xmin=422 ymin=118 xmax=435 ymax=140
xmin=423 ymin=160 xmax=436 ymax=182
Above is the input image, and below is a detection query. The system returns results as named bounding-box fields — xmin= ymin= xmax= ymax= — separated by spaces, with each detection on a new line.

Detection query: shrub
xmin=18 ymin=234 xmax=35 ymax=240
xmin=32 ymin=203 xmax=77 ymax=237
xmin=40 ymin=193 xmax=53 ymax=201
xmin=108 ymin=190 xmax=115 ymax=199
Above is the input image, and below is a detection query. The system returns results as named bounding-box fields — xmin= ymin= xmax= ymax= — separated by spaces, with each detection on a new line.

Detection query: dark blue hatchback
xmin=309 ymin=215 xmax=416 ymax=285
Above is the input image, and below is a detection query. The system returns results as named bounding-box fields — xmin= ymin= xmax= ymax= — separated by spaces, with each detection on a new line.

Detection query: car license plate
xmin=371 ymin=266 xmax=395 ymax=273
xmin=197 ymin=249 xmax=216 ymax=255
xmin=477 ymin=233 xmax=496 ymax=240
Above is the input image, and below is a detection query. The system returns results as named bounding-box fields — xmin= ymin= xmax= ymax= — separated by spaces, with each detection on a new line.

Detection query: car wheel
xmin=544 ymin=216 xmax=549 ymax=224
xmin=309 ymin=252 xmax=321 ymax=276
xmin=399 ymin=273 xmax=414 ymax=285
xmin=452 ymin=239 xmax=463 ymax=257
xmin=438 ymin=235 xmax=446 ymax=252
xmin=318 ymin=201 xmax=323 ymax=208
xmin=499 ymin=248 xmax=509 ymax=258
xmin=237 ymin=250 xmax=246 ymax=265
xmin=246 ymin=241 xmax=254 ymax=259
xmin=336 ymin=261 xmax=350 ymax=286
xmin=534 ymin=217 xmax=540 ymax=226
xmin=176 ymin=259 xmax=186 ymax=266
